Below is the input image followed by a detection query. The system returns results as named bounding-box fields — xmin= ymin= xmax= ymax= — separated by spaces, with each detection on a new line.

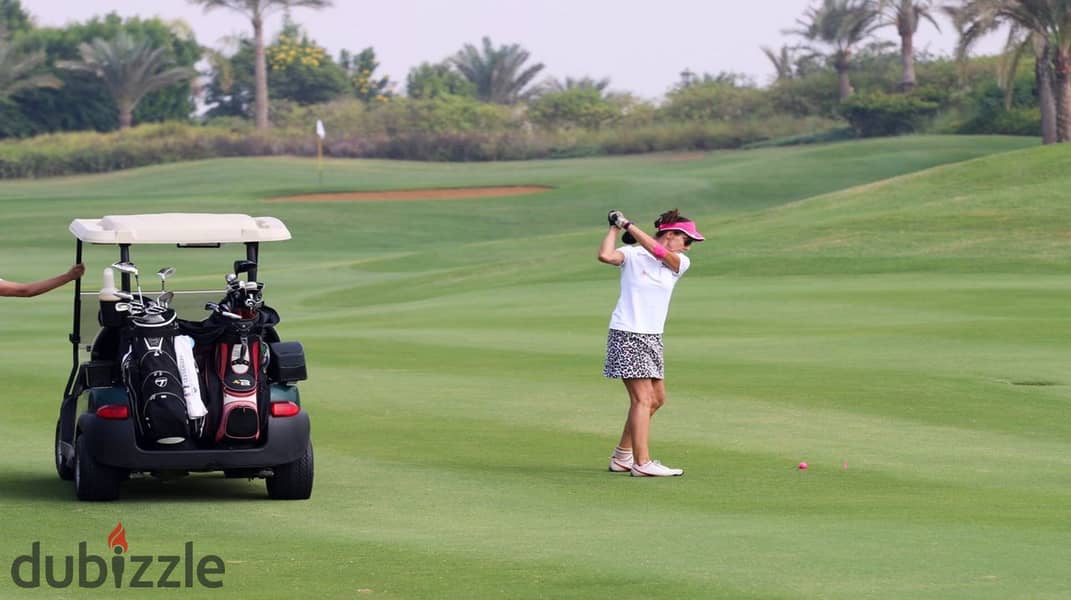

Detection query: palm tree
xmin=547 ymin=76 xmax=611 ymax=92
xmin=0 ymin=34 xmax=61 ymax=99
xmin=790 ymin=0 xmax=883 ymax=100
xmin=534 ymin=75 xmax=612 ymax=98
xmin=761 ymin=44 xmax=799 ymax=81
xmin=954 ymin=0 xmax=1070 ymax=143
xmin=451 ymin=37 xmax=545 ymax=104
xmin=994 ymin=25 xmax=1057 ymax=142
xmin=189 ymin=0 xmax=332 ymax=129
xmin=58 ymin=32 xmax=195 ymax=130
xmin=1 ymin=1 xmax=31 ymax=34
xmin=877 ymin=0 xmax=941 ymax=91
xmin=1027 ymin=33 xmax=1058 ymax=143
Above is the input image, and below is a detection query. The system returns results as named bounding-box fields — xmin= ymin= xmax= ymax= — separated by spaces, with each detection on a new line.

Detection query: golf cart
xmin=56 ymin=214 xmax=312 ymax=501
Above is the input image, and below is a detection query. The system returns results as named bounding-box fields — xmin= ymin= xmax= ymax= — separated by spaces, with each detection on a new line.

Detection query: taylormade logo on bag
xmin=9 ymin=522 xmax=224 ymax=589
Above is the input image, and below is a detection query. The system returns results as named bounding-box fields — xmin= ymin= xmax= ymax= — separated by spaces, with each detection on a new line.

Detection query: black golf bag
xmin=121 ymin=312 xmax=191 ymax=445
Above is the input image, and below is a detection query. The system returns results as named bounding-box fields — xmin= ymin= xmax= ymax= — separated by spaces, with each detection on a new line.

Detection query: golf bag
xmin=121 ymin=312 xmax=191 ymax=445
xmin=183 ymin=306 xmax=279 ymax=445
xmin=213 ymin=319 xmax=266 ymax=442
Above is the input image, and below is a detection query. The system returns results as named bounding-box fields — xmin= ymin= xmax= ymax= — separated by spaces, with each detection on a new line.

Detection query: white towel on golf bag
xmin=174 ymin=335 xmax=207 ymax=419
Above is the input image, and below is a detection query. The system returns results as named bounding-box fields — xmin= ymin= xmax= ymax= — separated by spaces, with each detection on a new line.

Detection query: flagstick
xmin=315 ymin=119 xmax=326 ymax=186
xmin=317 ymin=137 xmax=323 ymax=186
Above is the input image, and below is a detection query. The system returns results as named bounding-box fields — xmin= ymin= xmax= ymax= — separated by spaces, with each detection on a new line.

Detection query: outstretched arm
xmin=0 ymin=264 xmax=84 ymax=298
xmin=619 ymin=222 xmax=682 ymax=273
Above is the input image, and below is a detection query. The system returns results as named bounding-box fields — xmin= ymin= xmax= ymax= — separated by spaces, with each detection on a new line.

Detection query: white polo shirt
xmin=608 ymin=245 xmax=690 ymax=334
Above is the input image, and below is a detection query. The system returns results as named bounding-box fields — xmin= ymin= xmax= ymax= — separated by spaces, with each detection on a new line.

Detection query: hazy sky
xmin=23 ymin=0 xmax=1003 ymax=100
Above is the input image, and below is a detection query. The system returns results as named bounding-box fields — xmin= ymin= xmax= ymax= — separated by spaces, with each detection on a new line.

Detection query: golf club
xmin=157 ymin=266 xmax=175 ymax=291
xmin=111 ymin=261 xmax=143 ymax=305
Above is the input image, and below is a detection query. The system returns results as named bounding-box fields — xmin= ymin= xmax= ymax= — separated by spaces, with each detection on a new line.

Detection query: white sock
xmin=613 ymin=446 xmax=633 ymax=459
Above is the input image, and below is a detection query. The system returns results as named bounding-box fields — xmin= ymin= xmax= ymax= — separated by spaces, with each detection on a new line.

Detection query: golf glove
xmin=607 ymin=210 xmax=631 ymax=230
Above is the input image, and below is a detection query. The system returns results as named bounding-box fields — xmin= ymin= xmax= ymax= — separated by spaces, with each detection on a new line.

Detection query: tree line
xmin=0 ymin=0 xmax=1066 ymax=150
xmin=773 ymin=0 xmax=1071 ymax=144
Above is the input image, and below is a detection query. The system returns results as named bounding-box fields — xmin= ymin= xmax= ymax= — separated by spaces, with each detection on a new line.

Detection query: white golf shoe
xmin=608 ymin=455 xmax=634 ymax=472
xmin=630 ymin=460 xmax=684 ymax=477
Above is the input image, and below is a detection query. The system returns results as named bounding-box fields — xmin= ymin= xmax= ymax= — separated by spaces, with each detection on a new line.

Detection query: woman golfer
xmin=598 ymin=209 xmax=703 ymax=477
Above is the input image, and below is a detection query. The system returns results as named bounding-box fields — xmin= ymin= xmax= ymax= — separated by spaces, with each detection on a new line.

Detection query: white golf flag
xmin=315 ymin=119 xmax=325 ymax=140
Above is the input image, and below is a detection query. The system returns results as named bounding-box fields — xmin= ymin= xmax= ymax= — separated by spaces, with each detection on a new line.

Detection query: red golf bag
xmin=183 ymin=306 xmax=279 ymax=446
xmin=213 ymin=322 xmax=266 ymax=442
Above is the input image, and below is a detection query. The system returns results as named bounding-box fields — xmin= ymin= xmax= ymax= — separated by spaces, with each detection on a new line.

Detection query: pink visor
xmin=657 ymin=220 xmax=705 ymax=241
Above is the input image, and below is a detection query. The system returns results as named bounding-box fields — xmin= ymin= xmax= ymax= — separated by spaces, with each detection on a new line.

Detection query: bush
xmin=660 ymin=80 xmax=773 ymax=122
xmin=960 ymin=107 xmax=1041 ymax=136
xmin=0 ymin=123 xmax=261 ymax=178
xmin=766 ymin=72 xmax=841 ymax=118
xmin=527 ymin=88 xmax=621 ymax=130
xmin=0 ymin=109 xmax=845 ymax=178
xmin=838 ymin=93 xmax=940 ymax=137
xmin=954 ymin=72 xmax=1041 ymax=136
xmin=373 ymin=96 xmax=515 ymax=134
xmin=0 ymin=99 xmax=37 ymax=139
xmin=269 ymin=96 xmax=516 ymax=137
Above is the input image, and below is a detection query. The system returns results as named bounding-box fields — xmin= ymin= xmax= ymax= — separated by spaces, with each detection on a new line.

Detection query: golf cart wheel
xmin=74 ymin=434 xmax=123 ymax=501
xmin=266 ymin=441 xmax=313 ymax=500
xmin=55 ymin=420 xmax=74 ymax=481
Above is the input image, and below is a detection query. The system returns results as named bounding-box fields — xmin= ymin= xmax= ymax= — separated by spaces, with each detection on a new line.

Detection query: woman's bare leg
xmin=617 ymin=378 xmax=666 ymax=450
xmin=615 ymin=378 xmax=656 ymax=464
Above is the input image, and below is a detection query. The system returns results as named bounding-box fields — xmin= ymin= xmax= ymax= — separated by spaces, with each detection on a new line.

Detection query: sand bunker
xmin=265 ymin=186 xmax=552 ymax=203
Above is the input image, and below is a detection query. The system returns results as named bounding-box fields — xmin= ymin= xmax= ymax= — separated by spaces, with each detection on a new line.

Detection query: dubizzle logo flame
xmin=107 ymin=522 xmax=128 ymax=553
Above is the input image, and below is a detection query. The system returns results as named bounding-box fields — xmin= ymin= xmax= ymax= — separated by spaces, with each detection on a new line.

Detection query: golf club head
xmin=111 ymin=261 xmax=139 ymax=276
xmin=147 ymin=304 xmax=170 ymax=315
xmin=233 ymin=260 xmax=257 ymax=276
xmin=157 ymin=291 xmax=174 ymax=307
xmin=157 ymin=267 xmax=175 ymax=290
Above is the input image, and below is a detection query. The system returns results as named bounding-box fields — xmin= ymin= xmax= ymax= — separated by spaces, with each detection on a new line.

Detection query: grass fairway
xmin=2 ymin=134 xmax=1069 ymax=599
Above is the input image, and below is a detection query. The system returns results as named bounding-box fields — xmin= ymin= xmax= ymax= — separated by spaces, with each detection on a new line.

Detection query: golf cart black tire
xmin=75 ymin=435 xmax=124 ymax=501
xmin=55 ymin=420 xmax=74 ymax=481
xmin=266 ymin=440 xmax=313 ymax=500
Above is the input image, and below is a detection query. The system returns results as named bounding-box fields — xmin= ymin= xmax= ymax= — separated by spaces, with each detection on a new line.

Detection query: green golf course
xmin=2 ymin=134 xmax=1070 ymax=599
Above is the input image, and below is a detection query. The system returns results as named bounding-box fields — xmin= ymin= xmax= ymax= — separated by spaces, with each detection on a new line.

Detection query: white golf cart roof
xmin=69 ymin=213 xmax=291 ymax=244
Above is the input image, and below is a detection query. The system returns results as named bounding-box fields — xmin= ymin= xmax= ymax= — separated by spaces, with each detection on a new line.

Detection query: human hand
xmin=67 ymin=264 xmax=85 ymax=280
xmin=607 ymin=210 xmax=630 ymax=230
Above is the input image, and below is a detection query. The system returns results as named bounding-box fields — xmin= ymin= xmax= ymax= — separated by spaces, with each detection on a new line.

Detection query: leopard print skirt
xmin=603 ymin=329 xmax=664 ymax=379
